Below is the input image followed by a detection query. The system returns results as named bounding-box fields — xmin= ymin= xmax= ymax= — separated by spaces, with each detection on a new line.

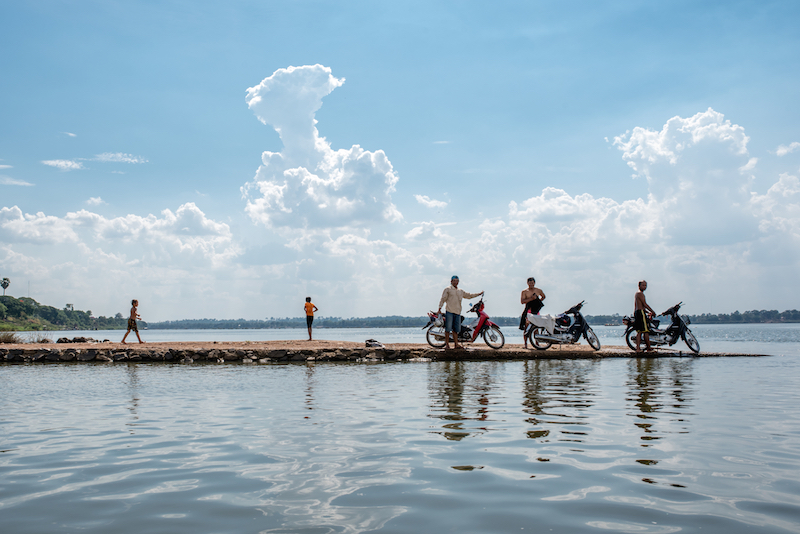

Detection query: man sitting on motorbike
xmin=437 ymin=275 xmax=484 ymax=350
xmin=633 ymin=280 xmax=656 ymax=352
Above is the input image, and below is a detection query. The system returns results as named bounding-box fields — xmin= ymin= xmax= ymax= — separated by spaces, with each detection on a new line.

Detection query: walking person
xmin=437 ymin=276 xmax=483 ymax=350
xmin=519 ymin=277 xmax=546 ymax=349
xmin=305 ymin=297 xmax=318 ymax=341
xmin=121 ymin=299 xmax=144 ymax=344
xmin=633 ymin=280 xmax=656 ymax=352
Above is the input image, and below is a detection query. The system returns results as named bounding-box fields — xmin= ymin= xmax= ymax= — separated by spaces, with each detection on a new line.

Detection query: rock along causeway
xmin=0 ymin=340 xmax=767 ymax=364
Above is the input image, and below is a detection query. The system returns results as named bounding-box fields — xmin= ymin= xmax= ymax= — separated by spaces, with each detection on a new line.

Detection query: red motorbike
xmin=423 ymin=299 xmax=505 ymax=349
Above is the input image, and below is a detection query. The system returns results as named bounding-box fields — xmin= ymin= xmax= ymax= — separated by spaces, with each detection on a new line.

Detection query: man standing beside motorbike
xmin=519 ymin=277 xmax=546 ymax=349
xmin=437 ymin=276 xmax=484 ymax=350
xmin=634 ymin=280 xmax=656 ymax=352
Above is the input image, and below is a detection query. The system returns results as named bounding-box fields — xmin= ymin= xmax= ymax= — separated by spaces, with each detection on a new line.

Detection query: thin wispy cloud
xmin=92 ymin=152 xmax=148 ymax=164
xmin=0 ymin=165 xmax=12 ymax=170
xmin=414 ymin=194 xmax=448 ymax=208
xmin=1 ymin=177 xmax=34 ymax=186
xmin=63 ymin=132 xmax=77 ymax=137
xmin=777 ymin=142 xmax=800 ymax=157
xmin=433 ymin=141 xmax=450 ymax=144
xmin=42 ymin=159 xmax=84 ymax=171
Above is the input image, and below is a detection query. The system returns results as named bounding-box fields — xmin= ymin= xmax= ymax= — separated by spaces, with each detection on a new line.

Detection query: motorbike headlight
xmin=434 ymin=317 xmax=443 ymax=327
xmin=681 ymin=314 xmax=690 ymax=325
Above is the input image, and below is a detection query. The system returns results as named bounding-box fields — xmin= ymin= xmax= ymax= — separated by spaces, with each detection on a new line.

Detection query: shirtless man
xmin=520 ymin=277 xmax=546 ymax=349
xmin=633 ymin=280 xmax=656 ymax=352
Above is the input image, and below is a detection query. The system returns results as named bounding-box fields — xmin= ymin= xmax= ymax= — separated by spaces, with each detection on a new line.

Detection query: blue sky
xmin=2 ymin=1 xmax=799 ymax=321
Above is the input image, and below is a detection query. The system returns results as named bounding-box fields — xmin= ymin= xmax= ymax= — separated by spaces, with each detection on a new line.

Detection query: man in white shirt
xmin=437 ymin=276 xmax=484 ymax=350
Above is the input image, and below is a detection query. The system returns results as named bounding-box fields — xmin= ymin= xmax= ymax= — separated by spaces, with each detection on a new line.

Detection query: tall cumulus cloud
xmin=241 ymin=65 xmax=402 ymax=230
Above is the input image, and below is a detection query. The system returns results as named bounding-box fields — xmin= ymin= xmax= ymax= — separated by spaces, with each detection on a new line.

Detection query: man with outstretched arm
xmin=633 ymin=280 xmax=656 ymax=352
xmin=437 ymin=276 xmax=484 ymax=350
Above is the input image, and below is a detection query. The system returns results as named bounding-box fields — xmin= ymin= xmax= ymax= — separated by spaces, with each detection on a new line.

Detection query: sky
xmin=1 ymin=0 xmax=800 ymax=321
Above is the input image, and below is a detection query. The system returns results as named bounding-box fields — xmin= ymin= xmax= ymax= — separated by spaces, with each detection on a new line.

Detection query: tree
xmin=1 ymin=278 xmax=9 ymax=296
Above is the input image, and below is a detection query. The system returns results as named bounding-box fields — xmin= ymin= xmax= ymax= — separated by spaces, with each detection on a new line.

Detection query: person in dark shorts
xmin=121 ymin=299 xmax=144 ymax=344
xmin=633 ymin=280 xmax=656 ymax=352
xmin=304 ymin=297 xmax=318 ymax=341
xmin=519 ymin=277 xmax=546 ymax=348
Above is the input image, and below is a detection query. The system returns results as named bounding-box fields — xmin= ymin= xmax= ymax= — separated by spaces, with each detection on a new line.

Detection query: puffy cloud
xmin=241 ymin=65 xmax=402 ymax=229
xmin=42 ymin=159 xmax=83 ymax=171
xmin=0 ymin=206 xmax=80 ymax=243
xmin=776 ymin=142 xmax=800 ymax=157
xmin=415 ymin=194 xmax=448 ymax=208
xmin=1 ymin=203 xmax=237 ymax=264
xmin=86 ymin=197 xmax=105 ymax=205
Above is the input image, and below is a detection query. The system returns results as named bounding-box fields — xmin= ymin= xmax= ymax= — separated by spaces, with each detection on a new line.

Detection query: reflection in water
xmin=626 ymin=358 xmax=695 ymax=448
xmin=427 ymin=361 xmax=502 ymax=440
xmin=626 ymin=358 xmax=695 ymax=486
xmin=521 ymin=360 xmax=598 ymax=444
xmin=125 ymin=363 xmax=140 ymax=434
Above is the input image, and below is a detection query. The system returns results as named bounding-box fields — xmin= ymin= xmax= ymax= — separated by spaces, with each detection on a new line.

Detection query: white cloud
xmin=92 ymin=152 xmax=148 ymax=164
xmin=241 ymin=65 xmax=402 ymax=230
xmin=433 ymin=141 xmax=451 ymax=144
xmin=405 ymin=221 xmax=447 ymax=240
xmin=1 ymin=177 xmax=33 ymax=186
xmin=42 ymin=159 xmax=83 ymax=171
xmin=86 ymin=197 xmax=106 ymax=206
xmin=414 ymin=194 xmax=448 ymax=209
xmin=776 ymin=142 xmax=800 ymax=157
xmin=63 ymin=132 xmax=77 ymax=137
xmin=0 ymin=206 xmax=80 ymax=243
xmin=0 ymin=165 xmax=12 ymax=169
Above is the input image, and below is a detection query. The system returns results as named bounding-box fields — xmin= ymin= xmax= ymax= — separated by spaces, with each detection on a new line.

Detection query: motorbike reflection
xmin=522 ymin=360 xmax=598 ymax=443
xmin=426 ymin=361 xmax=500 ymax=440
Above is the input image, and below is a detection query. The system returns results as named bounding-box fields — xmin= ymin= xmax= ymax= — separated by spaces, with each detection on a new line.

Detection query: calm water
xmin=1 ymin=355 xmax=800 ymax=533
xmin=37 ymin=323 xmax=800 ymax=356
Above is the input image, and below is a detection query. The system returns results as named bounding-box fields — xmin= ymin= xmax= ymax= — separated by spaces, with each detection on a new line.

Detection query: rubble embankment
xmin=0 ymin=339 xmax=767 ymax=363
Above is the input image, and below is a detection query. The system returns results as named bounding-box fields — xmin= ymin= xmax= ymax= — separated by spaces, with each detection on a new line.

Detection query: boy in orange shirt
xmin=304 ymin=297 xmax=319 ymax=341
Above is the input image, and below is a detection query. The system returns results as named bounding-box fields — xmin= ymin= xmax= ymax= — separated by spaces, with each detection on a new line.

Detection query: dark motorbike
xmin=525 ymin=301 xmax=601 ymax=351
xmin=622 ymin=302 xmax=700 ymax=353
xmin=424 ymin=299 xmax=505 ymax=349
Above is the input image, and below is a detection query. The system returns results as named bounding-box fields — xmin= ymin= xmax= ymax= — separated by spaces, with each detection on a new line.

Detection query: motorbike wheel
xmin=528 ymin=327 xmax=552 ymax=350
xmin=625 ymin=329 xmax=639 ymax=351
xmin=682 ymin=330 xmax=700 ymax=353
xmin=482 ymin=326 xmax=505 ymax=349
xmin=426 ymin=327 xmax=446 ymax=348
xmin=584 ymin=327 xmax=601 ymax=351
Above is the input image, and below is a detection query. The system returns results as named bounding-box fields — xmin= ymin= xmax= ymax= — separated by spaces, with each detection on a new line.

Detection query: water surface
xmin=1 ymin=356 xmax=799 ymax=533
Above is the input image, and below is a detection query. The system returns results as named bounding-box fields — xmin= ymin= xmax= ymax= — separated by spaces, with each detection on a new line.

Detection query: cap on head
xmin=451 ymin=275 xmax=459 ymax=281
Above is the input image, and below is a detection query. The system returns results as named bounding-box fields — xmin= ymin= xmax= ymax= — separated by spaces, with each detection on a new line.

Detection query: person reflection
xmin=522 ymin=360 xmax=596 ymax=443
xmin=427 ymin=361 xmax=499 ymax=440
xmin=627 ymin=358 xmax=695 ymax=448
xmin=125 ymin=363 xmax=140 ymax=434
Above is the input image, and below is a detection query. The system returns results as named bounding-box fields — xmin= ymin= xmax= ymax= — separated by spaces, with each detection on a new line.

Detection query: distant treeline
xmin=585 ymin=310 xmax=800 ymax=325
xmin=0 ymin=295 xmax=130 ymax=331
xmin=150 ymin=309 xmax=800 ymax=329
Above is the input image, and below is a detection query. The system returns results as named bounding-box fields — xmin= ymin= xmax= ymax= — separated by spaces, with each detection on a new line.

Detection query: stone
xmin=78 ymin=350 xmax=97 ymax=362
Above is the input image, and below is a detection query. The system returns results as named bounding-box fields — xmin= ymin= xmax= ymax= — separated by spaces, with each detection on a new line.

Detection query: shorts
xmin=306 ymin=315 xmax=314 ymax=328
xmin=127 ymin=318 xmax=138 ymax=332
xmin=444 ymin=311 xmax=461 ymax=333
xmin=633 ymin=310 xmax=649 ymax=333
